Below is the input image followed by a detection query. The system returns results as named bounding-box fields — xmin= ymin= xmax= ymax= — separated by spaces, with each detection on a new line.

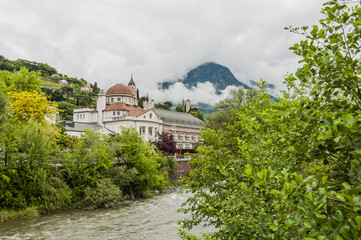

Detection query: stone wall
xmin=174 ymin=159 xmax=191 ymax=180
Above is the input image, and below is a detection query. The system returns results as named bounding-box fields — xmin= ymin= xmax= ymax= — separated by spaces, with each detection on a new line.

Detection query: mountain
xmin=159 ymin=62 xmax=251 ymax=95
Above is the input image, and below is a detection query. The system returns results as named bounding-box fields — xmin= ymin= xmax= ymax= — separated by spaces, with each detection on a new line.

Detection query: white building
xmin=62 ymin=76 xmax=204 ymax=150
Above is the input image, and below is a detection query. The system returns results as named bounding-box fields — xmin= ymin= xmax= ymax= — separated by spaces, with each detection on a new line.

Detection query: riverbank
xmin=0 ymin=190 xmax=204 ymax=240
xmin=0 ymin=185 xmax=181 ymax=223
xmin=0 ymin=207 xmax=39 ymax=223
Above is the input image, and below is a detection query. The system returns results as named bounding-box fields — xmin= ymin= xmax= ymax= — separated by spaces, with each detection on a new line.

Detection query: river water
xmin=0 ymin=190 xmax=209 ymax=240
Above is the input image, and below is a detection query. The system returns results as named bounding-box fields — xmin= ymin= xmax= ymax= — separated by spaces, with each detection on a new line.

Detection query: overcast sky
xmin=0 ymin=0 xmax=324 ymax=104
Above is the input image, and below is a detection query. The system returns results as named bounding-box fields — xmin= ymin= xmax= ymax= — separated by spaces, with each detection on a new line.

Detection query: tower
xmin=96 ymin=89 xmax=106 ymax=126
xmin=128 ymin=73 xmax=137 ymax=96
xmin=182 ymin=99 xmax=191 ymax=113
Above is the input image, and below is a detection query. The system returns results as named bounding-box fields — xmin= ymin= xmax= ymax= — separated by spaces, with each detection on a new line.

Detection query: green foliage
xmin=158 ymin=156 xmax=177 ymax=180
xmin=155 ymin=101 xmax=173 ymax=110
xmin=179 ymin=1 xmax=361 ymax=239
xmin=55 ymin=124 xmax=79 ymax=148
xmin=205 ymin=87 xmax=257 ymax=131
xmin=0 ymin=56 xmax=57 ymax=77
xmin=204 ymin=110 xmax=232 ymax=131
xmin=63 ymin=130 xmax=112 ymax=201
xmin=38 ymin=176 xmax=71 ymax=213
xmin=109 ymin=127 xmax=168 ymax=197
xmin=176 ymin=105 xmax=185 ymax=112
xmin=0 ymin=120 xmax=61 ymax=210
xmin=0 ymin=67 xmax=42 ymax=93
xmin=189 ymin=107 xmax=204 ymax=121
xmin=74 ymin=91 xmax=94 ymax=107
xmin=0 ymin=90 xmax=8 ymax=121
xmin=82 ymin=178 xmax=123 ymax=209
xmin=0 ymin=207 xmax=40 ymax=222
xmin=57 ymin=101 xmax=76 ymax=120
xmin=138 ymin=96 xmax=149 ymax=108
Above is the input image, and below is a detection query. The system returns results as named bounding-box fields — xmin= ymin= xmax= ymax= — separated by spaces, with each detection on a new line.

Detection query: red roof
xmin=106 ymin=84 xmax=134 ymax=95
xmin=105 ymin=102 xmax=144 ymax=116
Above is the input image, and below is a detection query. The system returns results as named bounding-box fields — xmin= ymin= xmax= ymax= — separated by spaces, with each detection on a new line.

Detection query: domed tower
xmin=106 ymin=83 xmax=137 ymax=105
xmin=128 ymin=73 xmax=137 ymax=96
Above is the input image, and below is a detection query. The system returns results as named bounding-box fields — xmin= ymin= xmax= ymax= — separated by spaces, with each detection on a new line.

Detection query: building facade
xmin=65 ymin=76 xmax=204 ymax=151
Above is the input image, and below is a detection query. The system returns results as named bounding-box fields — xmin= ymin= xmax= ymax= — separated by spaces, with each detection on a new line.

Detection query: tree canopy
xmin=8 ymin=91 xmax=58 ymax=125
xmin=0 ymin=67 xmax=41 ymax=93
xmin=178 ymin=1 xmax=361 ymax=239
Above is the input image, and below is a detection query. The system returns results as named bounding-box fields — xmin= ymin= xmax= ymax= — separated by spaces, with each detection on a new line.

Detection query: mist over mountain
xmin=157 ymin=62 xmax=278 ymax=114
xmin=159 ymin=62 xmax=252 ymax=95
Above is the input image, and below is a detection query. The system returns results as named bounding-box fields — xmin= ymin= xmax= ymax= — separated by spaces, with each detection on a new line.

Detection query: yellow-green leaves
xmin=8 ymin=91 xmax=58 ymax=125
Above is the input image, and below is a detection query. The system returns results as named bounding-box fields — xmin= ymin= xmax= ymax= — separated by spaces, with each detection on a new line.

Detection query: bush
xmin=38 ymin=176 xmax=71 ymax=213
xmin=158 ymin=156 xmax=177 ymax=180
xmin=82 ymin=178 xmax=123 ymax=209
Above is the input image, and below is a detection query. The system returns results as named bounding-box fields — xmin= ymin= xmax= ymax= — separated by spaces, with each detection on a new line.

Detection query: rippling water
xmin=0 ymin=190 xmax=210 ymax=240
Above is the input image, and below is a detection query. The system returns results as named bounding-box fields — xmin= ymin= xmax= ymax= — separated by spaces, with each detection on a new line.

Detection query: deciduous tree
xmin=179 ymin=1 xmax=361 ymax=239
xmin=8 ymin=91 xmax=58 ymax=125
xmin=0 ymin=67 xmax=41 ymax=93
xmin=153 ymin=132 xmax=177 ymax=155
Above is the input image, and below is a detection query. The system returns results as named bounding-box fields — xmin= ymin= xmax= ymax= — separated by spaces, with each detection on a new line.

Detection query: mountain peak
xmin=159 ymin=62 xmax=250 ymax=95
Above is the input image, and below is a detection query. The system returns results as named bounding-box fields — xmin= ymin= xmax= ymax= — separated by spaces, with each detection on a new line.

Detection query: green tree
xmin=61 ymin=85 xmax=73 ymax=99
xmin=57 ymin=101 xmax=76 ymax=120
xmin=205 ymin=87 xmax=257 ymax=130
xmin=204 ymin=110 xmax=232 ymax=131
xmin=8 ymin=91 xmax=58 ymax=125
xmin=51 ymin=89 xmax=64 ymax=102
xmin=179 ymin=1 xmax=361 ymax=239
xmin=138 ymin=96 xmax=149 ymax=108
xmin=0 ymin=120 xmax=69 ymax=212
xmin=0 ymin=67 xmax=41 ymax=93
xmin=0 ymin=90 xmax=8 ymax=120
xmin=189 ymin=107 xmax=204 ymax=121
xmin=155 ymin=101 xmax=172 ymax=110
xmin=176 ymin=105 xmax=184 ymax=112
xmin=108 ymin=127 xmax=167 ymax=198
xmin=63 ymin=130 xmax=112 ymax=202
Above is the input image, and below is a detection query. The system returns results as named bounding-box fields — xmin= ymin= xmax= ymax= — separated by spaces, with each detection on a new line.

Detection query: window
xmin=117 ymin=98 xmax=121 ymax=101
xmin=111 ymin=98 xmax=114 ymax=103
xmin=149 ymin=113 xmax=152 ymax=119
xmin=77 ymin=115 xmax=79 ymax=119
xmin=117 ymin=111 xmax=120 ymax=115
xmin=113 ymin=111 xmax=116 ymax=115
xmin=83 ymin=114 xmax=85 ymax=119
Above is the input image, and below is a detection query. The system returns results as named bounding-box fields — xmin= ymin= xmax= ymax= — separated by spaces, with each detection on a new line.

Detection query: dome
xmin=106 ymin=84 xmax=134 ymax=96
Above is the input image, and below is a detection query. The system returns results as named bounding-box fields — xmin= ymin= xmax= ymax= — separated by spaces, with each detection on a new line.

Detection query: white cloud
xmin=149 ymin=81 xmax=242 ymax=106
xmin=0 ymin=0 xmax=325 ymax=104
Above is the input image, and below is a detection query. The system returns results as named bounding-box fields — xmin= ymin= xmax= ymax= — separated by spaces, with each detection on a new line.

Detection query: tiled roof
xmin=106 ymin=84 xmax=134 ymax=95
xmin=153 ymin=108 xmax=204 ymax=128
xmin=105 ymin=102 xmax=144 ymax=116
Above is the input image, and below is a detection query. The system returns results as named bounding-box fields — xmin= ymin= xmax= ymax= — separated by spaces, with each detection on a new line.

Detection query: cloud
xmin=148 ymin=81 xmax=240 ymax=106
xmin=0 ymin=0 xmax=325 ymax=104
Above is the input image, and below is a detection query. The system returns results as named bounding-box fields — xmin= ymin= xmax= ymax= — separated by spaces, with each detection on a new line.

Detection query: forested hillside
xmin=0 ymin=56 xmax=99 ymax=120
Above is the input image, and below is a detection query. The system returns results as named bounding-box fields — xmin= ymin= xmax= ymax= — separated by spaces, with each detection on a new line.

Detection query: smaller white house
xmin=58 ymin=79 xmax=68 ymax=85
xmin=80 ymin=83 xmax=92 ymax=92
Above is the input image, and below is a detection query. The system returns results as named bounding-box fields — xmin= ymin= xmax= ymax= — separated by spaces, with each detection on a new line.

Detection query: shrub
xmin=38 ymin=176 xmax=71 ymax=213
xmin=82 ymin=178 xmax=123 ymax=209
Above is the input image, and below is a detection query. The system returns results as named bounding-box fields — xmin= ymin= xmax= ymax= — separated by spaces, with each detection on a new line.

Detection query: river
xmin=0 ymin=190 xmax=211 ymax=240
